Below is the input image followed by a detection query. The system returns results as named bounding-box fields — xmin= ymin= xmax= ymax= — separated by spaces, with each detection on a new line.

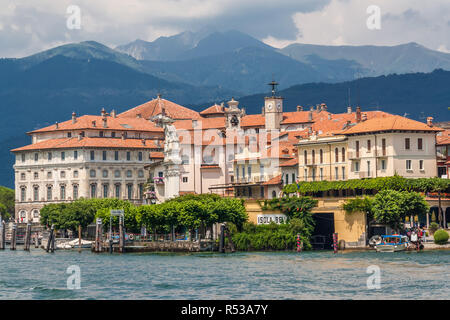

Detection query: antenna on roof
xmin=403 ymin=113 xmax=410 ymax=118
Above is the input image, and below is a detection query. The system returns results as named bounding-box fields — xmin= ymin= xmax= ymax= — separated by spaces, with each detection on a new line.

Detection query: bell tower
xmin=264 ymin=80 xmax=283 ymax=130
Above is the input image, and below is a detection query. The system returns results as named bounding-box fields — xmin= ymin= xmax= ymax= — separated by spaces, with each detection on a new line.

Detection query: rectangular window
xmin=419 ymin=160 xmax=424 ymax=170
xmin=406 ymin=160 xmax=412 ymax=170
xmin=367 ymin=161 xmax=371 ymax=177
xmin=355 ymin=141 xmax=360 ymax=158
xmin=90 ymin=184 xmax=96 ymax=198
xmin=60 ymin=186 xmax=66 ymax=200
xmin=67 ymin=132 xmax=72 ymax=138
xmin=320 ymin=168 xmax=323 ymax=181
xmin=126 ymin=152 xmax=131 ymax=161
xmin=342 ymin=167 xmax=345 ymax=180
xmin=382 ymin=138 xmax=386 ymax=156
xmin=115 ymin=151 xmax=119 ymax=161
xmin=405 ymin=138 xmax=410 ymax=150
xmin=115 ymin=185 xmax=120 ymax=198
xmin=335 ymin=167 xmax=339 ymax=180
xmin=127 ymin=184 xmax=133 ymax=199
xmin=236 ymin=167 xmax=239 ymax=180
xmin=47 ymin=186 xmax=52 ymax=201
xmin=34 ymin=153 xmax=39 ymax=161
xmin=312 ymin=168 xmax=316 ymax=182
xmin=418 ymin=138 xmax=423 ymax=150
xmin=285 ymin=174 xmax=289 ymax=185
xmin=102 ymin=150 xmax=107 ymax=161
xmin=21 ymin=188 xmax=26 ymax=202
xmin=355 ymin=161 xmax=360 ymax=172
xmin=33 ymin=187 xmax=39 ymax=201
xmin=367 ymin=140 xmax=371 ymax=152
xmin=381 ymin=160 xmax=386 ymax=170
xmin=90 ymin=150 xmax=95 ymax=160
xmin=139 ymin=184 xmax=144 ymax=199
xmin=292 ymin=173 xmax=295 ymax=183
xmin=111 ymin=132 xmax=116 ymax=138
xmin=138 ymin=152 xmax=143 ymax=161
xmin=304 ymin=169 xmax=308 ymax=181
xmin=21 ymin=154 xmax=25 ymax=162
xmin=48 ymin=152 xmax=52 ymax=161
xmin=61 ymin=152 xmax=65 ymax=161
xmin=103 ymin=184 xmax=108 ymax=198
xmin=247 ymin=166 xmax=251 ymax=177
xmin=182 ymin=177 xmax=188 ymax=183
xmin=73 ymin=185 xmax=78 ymax=200
xmin=100 ymin=131 xmax=104 ymax=137
xmin=74 ymin=150 xmax=78 ymax=160
xmin=47 ymin=171 xmax=52 ymax=179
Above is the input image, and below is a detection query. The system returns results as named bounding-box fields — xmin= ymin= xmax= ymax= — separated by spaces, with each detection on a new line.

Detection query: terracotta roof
xmin=200 ymin=164 xmax=221 ymax=169
xmin=173 ymin=118 xmax=226 ymax=130
xmin=200 ymin=104 xmax=225 ymax=116
xmin=118 ymin=97 xmax=201 ymax=120
xmin=149 ymin=152 xmax=164 ymax=159
xmin=437 ymin=130 xmax=450 ymax=145
xmin=341 ymin=115 xmax=443 ymax=135
xmin=262 ymin=174 xmax=282 ymax=186
xmin=280 ymin=157 xmax=299 ymax=167
xmin=29 ymin=115 xmax=163 ymax=134
xmin=11 ymin=137 xmax=161 ymax=152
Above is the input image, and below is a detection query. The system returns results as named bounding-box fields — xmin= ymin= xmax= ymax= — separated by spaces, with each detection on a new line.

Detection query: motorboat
xmin=56 ymin=239 xmax=93 ymax=249
xmin=375 ymin=235 xmax=408 ymax=252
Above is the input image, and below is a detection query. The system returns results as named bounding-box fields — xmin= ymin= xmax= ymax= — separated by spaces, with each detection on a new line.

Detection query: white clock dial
xmin=267 ymin=103 xmax=273 ymax=111
xmin=277 ymin=102 xmax=281 ymax=111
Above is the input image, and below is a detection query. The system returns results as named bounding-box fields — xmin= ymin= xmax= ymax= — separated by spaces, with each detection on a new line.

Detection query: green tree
xmin=0 ymin=186 xmax=14 ymax=220
xmin=372 ymin=190 xmax=405 ymax=230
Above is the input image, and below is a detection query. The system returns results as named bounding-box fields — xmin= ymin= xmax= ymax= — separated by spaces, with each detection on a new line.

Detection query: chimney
xmin=77 ymin=133 xmax=82 ymax=141
xmin=362 ymin=113 xmax=368 ymax=122
xmin=161 ymin=107 xmax=166 ymax=117
xmin=110 ymin=110 xmax=116 ymax=118
xmin=72 ymin=112 xmax=77 ymax=124
xmin=92 ymin=120 xmax=96 ymax=127
xmin=427 ymin=117 xmax=433 ymax=127
xmin=310 ymin=106 xmax=314 ymax=111
xmin=55 ymin=121 xmax=59 ymax=129
xmin=356 ymin=106 xmax=361 ymax=123
xmin=101 ymin=108 xmax=106 ymax=117
xmin=308 ymin=127 xmax=312 ymax=135
xmin=192 ymin=119 xmax=198 ymax=128
xmin=136 ymin=113 xmax=142 ymax=118
xmin=221 ymin=102 xmax=225 ymax=112
xmin=347 ymin=106 xmax=352 ymax=114
xmin=141 ymin=139 xmax=146 ymax=145
xmin=316 ymin=104 xmax=320 ymax=112
xmin=121 ymin=132 xmax=125 ymax=140
xmin=321 ymin=103 xmax=327 ymax=111
xmin=328 ymin=113 xmax=332 ymax=120
xmin=102 ymin=117 xmax=107 ymax=128
xmin=308 ymin=111 xmax=313 ymax=121
xmin=262 ymin=107 xmax=265 ymax=115
xmin=297 ymin=105 xmax=303 ymax=112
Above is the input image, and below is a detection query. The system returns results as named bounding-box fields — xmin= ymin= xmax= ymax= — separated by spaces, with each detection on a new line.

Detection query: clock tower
xmin=264 ymin=80 xmax=283 ymax=130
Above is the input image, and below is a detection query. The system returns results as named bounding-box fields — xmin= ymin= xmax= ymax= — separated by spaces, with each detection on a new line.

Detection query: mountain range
xmin=1 ymin=29 xmax=450 ymax=188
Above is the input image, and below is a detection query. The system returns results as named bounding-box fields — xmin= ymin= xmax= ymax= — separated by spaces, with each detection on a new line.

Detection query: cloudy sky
xmin=1 ymin=0 xmax=449 ymax=57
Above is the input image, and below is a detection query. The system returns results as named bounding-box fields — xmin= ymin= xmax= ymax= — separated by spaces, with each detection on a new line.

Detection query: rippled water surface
xmin=0 ymin=249 xmax=449 ymax=299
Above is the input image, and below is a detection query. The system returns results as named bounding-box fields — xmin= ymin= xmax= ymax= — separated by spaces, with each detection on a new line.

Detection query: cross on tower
xmin=268 ymin=80 xmax=279 ymax=97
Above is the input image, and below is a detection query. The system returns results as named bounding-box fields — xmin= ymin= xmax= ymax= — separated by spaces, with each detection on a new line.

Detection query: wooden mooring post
xmin=24 ymin=223 xmax=32 ymax=251
xmin=119 ymin=215 xmax=124 ymax=253
xmin=46 ymin=225 xmax=55 ymax=253
xmin=95 ymin=218 xmax=102 ymax=253
xmin=333 ymin=233 xmax=338 ymax=254
xmin=0 ymin=221 xmax=5 ymax=250
xmin=34 ymin=232 xmax=39 ymax=248
xmin=219 ymin=224 xmax=225 ymax=253
xmin=78 ymin=225 xmax=82 ymax=253
xmin=10 ymin=223 xmax=17 ymax=250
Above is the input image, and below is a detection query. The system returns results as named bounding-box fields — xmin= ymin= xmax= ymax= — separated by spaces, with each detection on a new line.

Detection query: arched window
xmin=60 ymin=185 xmax=66 ymax=200
xmin=90 ymin=169 xmax=96 ymax=178
xmin=138 ymin=170 xmax=144 ymax=178
xmin=272 ymin=190 xmax=277 ymax=198
xmin=21 ymin=187 xmax=26 ymax=202
xmin=102 ymin=170 xmax=108 ymax=178
xmin=47 ymin=186 xmax=52 ymax=201
xmin=90 ymin=184 xmax=97 ymax=198
xmin=342 ymin=147 xmax=345 ymax=162
xmin=73 ymin=185 xmax=78 ymax=200
xmin=115 ymin=170 xmax=121 ymax=178
xmin=335 ymin=148 xmax=339 ymax=162
xmin=126 ymin=170 xmax=132 ymax=178
xmin=304 ymin=150 xmax=308 ymax=165
xmin=320 ymin=149 xmax=323 ymax=164
xmin=127 ymin=184 xmax=133 ymax=199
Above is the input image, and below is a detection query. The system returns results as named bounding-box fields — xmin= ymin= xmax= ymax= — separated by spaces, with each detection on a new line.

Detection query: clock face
xmin=276 ymin=102 xmax=281 ymax=111
xmin=267 ymin=103 xmax=273 ymax=111
xmin=230 ymin=115 xmax=239 ymax=127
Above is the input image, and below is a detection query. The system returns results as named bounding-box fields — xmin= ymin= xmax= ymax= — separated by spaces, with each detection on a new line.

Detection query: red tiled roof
xmin=279 ymin=157 xmax=298 ymax=167
xmin=437 ymin=130 xmax=450 ymax=145
xmin=200 ymin=104 xmax=225 ymax=116
xmin=11 ymin=137 xmax=161 ymax=152
xmin=341 ymin=115 xmax=443 ymax=135
xmin=29 ymin=115 xmax=163 ymax=134
xmin=149 ymin=152 xmax=164 ymax=159
xmin=118 ymin=97 xmax=201 ymax=120
xmin=262 ymin=174 xmax=282 ymax=185
xmin=173 ymin=118 xmax=226 ymax=130
xmin=200 ymin=164 xmax=221 ymax=169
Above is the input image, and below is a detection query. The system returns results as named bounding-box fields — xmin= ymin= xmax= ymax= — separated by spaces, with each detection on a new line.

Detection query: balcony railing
xmin=153 ymin=177 xmax=164 ymax=184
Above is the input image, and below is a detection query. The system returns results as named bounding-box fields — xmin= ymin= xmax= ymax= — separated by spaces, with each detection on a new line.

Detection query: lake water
xmin=0 ymin=249 xmax=449 ymax=300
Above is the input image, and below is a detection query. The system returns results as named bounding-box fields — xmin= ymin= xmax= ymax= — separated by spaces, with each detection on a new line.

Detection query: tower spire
xmin=268 ymin=80 xmax=279 ymax=97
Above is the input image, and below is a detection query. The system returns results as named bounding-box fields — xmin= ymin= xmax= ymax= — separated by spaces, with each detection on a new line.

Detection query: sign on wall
xmin=257 ymin=214 xmax=287 ymax=225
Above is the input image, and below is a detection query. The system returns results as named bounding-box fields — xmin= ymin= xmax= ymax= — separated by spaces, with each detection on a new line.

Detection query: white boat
xmin=56 ymin=239 xmax=93 ymax=249
xmin=375 ymin=235 xmax=408 ymax=252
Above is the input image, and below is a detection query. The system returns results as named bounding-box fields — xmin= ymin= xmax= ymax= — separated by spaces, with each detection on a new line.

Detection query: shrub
xmin=429 ymin=222 xmax=439 ymax=234
xmin=433 ymin=229 xmax=449 ymax=245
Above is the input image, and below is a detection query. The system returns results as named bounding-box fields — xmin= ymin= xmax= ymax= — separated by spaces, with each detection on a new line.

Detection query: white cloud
xmin=272 ymin=0 xmax=450 ymax=51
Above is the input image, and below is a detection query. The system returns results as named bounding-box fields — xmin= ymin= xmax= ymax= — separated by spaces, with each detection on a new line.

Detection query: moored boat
xmin=375 ymin=235 xmax=408 ymax=252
